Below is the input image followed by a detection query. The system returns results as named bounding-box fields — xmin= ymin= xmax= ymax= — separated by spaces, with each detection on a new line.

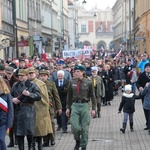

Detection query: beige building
xmin=0 ymin=0 xmax=14 ymax=59
xmin=135 ymin=0 xmax=150 ymax=55
xmin=77 ymin=5 xmax=113 ymax=51
xmin=112 ymin=0 xmax=135 ymax=51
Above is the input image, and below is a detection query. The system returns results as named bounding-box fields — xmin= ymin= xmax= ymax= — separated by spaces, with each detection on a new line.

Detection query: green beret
xmin=5 ymin=66 xmax=14 ymax=73
xmin=39 ymin=69 xmax=49 ymax=76
xmin=0 ymin=64 xmax=5 ymax=70
xmin=74 ymin=65 xmax=86 ymax=71
xmin=18 ymin=69 xmax=28 ymax=76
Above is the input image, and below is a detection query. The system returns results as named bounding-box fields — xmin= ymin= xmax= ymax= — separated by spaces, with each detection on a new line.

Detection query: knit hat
xmin=124 ymin=84 xmax=132 ymax=91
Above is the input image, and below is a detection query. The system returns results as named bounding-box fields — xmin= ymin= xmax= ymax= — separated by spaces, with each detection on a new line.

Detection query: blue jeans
xmin=132 ymin=82 xmax=136 ymax=94
xmin=123 ymin=112 xmax=133 ymax=123
xmin=0 ymin=124 xmax=7 ymax=150
xmin=61 ymin=111 xmax=68 ymax=132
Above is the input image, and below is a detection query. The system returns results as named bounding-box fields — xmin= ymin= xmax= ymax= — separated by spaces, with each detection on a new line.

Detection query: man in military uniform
xmin=90 ymin=66 xmax=105 ymax=118
xmin=27 ymin=67 xmax=53 ymax=150
xmin=39 ymin=69 xmax=62 ymax=147
xmin=11 ymin=69 xmax=41 ymax=150
xmin=66 ymin=65 xmax=96 ymax=150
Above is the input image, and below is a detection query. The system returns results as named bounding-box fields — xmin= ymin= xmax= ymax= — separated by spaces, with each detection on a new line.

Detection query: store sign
xmin=1 ymin=40 xmax=10 ymax=48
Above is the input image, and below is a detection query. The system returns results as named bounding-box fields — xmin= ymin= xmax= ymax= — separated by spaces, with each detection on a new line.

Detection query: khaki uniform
xmin=90 ymin=75 xmax=105 ymax=116
xmin=44 ymin=80 xmax=62 ymax=142
xmin=32 ymin=78 xmax=53 ymax=136
xmin=66 ymin=78 xmax=96 ymax=148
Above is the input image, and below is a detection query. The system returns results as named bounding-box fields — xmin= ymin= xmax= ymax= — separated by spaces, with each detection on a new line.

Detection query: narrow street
xmin=6 ymin=92 xmax=150 ymax=150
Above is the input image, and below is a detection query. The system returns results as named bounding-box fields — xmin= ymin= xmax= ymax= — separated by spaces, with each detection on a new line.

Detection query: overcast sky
xmin=79 ymin=0 xmax=117 ymax=10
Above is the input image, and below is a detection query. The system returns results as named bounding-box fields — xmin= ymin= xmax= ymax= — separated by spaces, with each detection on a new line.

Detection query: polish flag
xmin=0 ymin=97 xmax=8 ymax=112
xmin=113 ymin=49 xmax=122 ymax=60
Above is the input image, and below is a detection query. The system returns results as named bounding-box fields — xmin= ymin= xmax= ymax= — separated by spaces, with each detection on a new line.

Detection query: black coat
xmin=118 ymin=93 xmax=136 ymax=113
xmin=102 ymin=70 xmax=114 ymax=101
xmin=136 ymin=71 xmax=150 ymax=89
xmin=54 ymin=79 xmax=69 ymax=111
xmin=11 ymin=80 xmax=41 ymax=136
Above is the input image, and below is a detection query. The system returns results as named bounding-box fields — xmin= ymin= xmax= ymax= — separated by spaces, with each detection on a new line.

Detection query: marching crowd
xmin=0 ymin=51 xmax=150 ymax=150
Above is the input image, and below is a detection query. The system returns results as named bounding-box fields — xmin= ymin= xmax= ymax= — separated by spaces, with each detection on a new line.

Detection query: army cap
xmin=5 ymin=66 xmax=14 ymax=73
xmin=18 ymin=69 xmax=28 ymax=76
xmin=28 ymin=67 xmax=36 ymax=73
xmin=74 ymin=65 xmax=86 ymax=71
xmin=39 ymin=69 xmax=49 ymax=76
xmin=0 ymin=64 xmax=5 ymax=70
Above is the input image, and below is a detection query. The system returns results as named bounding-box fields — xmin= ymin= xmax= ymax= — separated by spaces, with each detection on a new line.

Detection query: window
xmin=81 ymin=25 xmax=86 ymax=33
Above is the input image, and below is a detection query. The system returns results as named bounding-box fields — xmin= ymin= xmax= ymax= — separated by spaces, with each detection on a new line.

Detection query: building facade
xmin=77 ymin=5 xmax=113 ymax=51
xmin=112 ymin=0 xmax=135 ymax=51
xmin=135 ymin=0 xmax=150 ymax=55
xmin=68 ymin=0 xmax=79 ymax=49
xmin=0 ymin=0 xmax=15 ymax=59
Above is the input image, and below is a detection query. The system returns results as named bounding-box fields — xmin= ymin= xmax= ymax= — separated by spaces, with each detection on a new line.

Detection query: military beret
xmin=57 ymin=60 xmax=64 ymax=65
xmin=74 ymin=65 xmax=86 ymax=71
xmin=28 ymin=67 xmax=36 ymax=73
xmin=18 ymin=69 xmax=28 ymax=76
xmin=0 ymin=64 xmax=5 ymax=70
xmin=5 ymin=66 xmax=14 ymax=73
xmin=39 ymin=69 xmax=49 ymax=76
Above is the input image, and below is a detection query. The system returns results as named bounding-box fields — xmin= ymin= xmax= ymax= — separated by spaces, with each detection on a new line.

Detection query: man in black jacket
xmin=136 ymin=63 xmax=150 ymax=130
xmin=11 ymin=69 xmax=41 ymax=150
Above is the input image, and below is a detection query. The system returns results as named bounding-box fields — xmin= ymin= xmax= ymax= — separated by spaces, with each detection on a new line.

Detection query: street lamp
xmin=82 ymin=0 xmax=87 ymax=4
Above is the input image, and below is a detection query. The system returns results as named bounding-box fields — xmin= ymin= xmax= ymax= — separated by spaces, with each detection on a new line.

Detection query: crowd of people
xmin=0 ymin=50 xmax=150 ymax=150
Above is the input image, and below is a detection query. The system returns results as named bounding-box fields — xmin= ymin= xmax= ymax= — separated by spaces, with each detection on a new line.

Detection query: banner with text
xmin=62 ymin=49 xmax=91 ymax=59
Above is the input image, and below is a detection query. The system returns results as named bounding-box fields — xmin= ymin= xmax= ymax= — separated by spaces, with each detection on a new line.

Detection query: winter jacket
xmin=0 ymin=93 xmax=13 ymax=128
xmin=118 ymin=93 xmax=138 ymax=113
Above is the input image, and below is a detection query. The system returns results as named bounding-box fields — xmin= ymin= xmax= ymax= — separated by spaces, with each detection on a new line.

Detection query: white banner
xmin=63 ymin=49 xmax=91 ymax=58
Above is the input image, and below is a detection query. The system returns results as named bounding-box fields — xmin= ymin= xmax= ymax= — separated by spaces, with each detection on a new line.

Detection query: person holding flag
xmin=0 ymin=77 xmax=13 ymax=150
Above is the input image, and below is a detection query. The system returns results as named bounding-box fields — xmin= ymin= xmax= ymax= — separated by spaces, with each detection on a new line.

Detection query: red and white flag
xmin=113 ymin=49 xmax=122 ymax=60
xmin=0 ymin=97 xmax=8 ymax=112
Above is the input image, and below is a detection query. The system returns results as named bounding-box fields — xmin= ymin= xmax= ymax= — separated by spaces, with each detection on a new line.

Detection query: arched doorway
xmin=97 ymin=41 xmax=106 ymax=50
xmin=83 ymin=41 xmax=91 ymax=46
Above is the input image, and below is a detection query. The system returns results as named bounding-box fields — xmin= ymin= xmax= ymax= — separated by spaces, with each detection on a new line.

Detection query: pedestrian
xmin=90 ymin=66 xmax=105 ymax=118
xmin=118 ymin=84 xmax=139 ymax=133
xmin=39 ymin=69 xmax=62 ymax=147
xmin=140 ymin=82 xmax=150 ymax=134
xmin=136 ymin=63 xmax=150 ymax=130
xmin=11 ymin=69 xmax=41 ymax=150
xmin=27 ymin=67 xmax=53 ymax=150
xmin=66 ymin=65 xmax=96 ymax=150
xmin=54 ymin=70 xmax=69 ymax=133
xmin=4 ymin=66 xmax=19 ymax=147
xmin=0 ymin=77 xmax=13 ymax=150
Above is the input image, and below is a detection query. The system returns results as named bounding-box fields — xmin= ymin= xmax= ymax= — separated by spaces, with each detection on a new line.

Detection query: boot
xmin=74 ymin=140 xmax=80 ymax=150
xmin=27 ymin=136 xmax=33 ymax=150
xmin=130 ymin=122 xmax=134 ymax=132
xmin=7 ymin=128 xmax=14 ymax=147
xmin=43 ymin=135 xmax=49 ymax=147
xmin=120 ymin=123 xmax=126 ymax=134
xmin=97 ymin=103 xmax=101 ymax=118
xmin=18 ymin=137 xmax=24 ymax=150
xmin=37 ymin=137 xmax=43 ymax=150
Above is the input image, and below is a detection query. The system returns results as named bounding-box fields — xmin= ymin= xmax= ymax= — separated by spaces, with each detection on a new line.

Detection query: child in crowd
xmin=118 ymin=84 xmax=139 ymax=133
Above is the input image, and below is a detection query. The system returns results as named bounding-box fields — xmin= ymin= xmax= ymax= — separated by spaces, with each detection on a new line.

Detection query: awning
xmin=18 ymin=40 xmax=29 ymax=47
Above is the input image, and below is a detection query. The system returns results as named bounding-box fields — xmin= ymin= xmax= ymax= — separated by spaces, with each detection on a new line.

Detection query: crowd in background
xmin=0 ymin=49 xmax=150 ymax=149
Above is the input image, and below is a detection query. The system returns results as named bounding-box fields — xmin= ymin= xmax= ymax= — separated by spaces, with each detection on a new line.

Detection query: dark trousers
xmin=57 ymin=113 xmax=62 ymax=128
xmin=18 ymin=135 xmax=33 ymax=150
xmin=61 ymin=111 xmax=68 ymax=132
xmin=0 ymin=124 xmax=7 ymax=150
xmin=144 ymin=107 xmax=149 ymax=126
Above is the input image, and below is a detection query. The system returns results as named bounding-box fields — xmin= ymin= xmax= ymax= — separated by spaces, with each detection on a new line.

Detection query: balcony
xmin=96 ymin=32 xmax=113 ymax=38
